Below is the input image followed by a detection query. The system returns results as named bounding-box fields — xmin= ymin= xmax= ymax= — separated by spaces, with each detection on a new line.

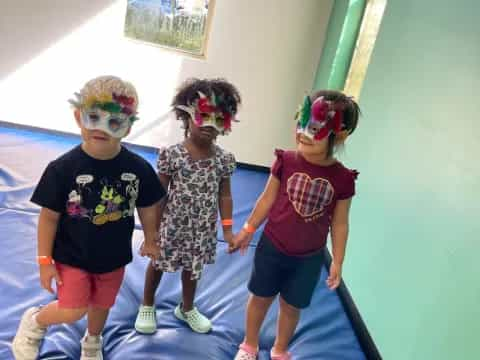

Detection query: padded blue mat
xmin=0 ymin=123 xmax=365 ymax=359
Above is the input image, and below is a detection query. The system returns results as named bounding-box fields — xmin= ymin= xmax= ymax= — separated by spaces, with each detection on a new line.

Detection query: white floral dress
xmin=154 ymin=143 xmax=236 ymax=279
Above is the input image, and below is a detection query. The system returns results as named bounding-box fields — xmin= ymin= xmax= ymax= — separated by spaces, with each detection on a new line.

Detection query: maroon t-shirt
xmin=264 ymin=149 xmax=358 ymax=256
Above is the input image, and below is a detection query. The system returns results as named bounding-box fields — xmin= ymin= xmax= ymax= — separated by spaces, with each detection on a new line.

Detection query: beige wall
xmin=0 ymin=0 xmax=332 ymax=166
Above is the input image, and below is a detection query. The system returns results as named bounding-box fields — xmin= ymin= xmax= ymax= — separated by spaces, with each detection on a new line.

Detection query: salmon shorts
xmin=55 ymin=263 xmax=125 ymax=309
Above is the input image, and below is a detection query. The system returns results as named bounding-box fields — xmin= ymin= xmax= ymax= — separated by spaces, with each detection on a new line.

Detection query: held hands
xmin=140 ymin=239 xmax=161 ymax=261
xmin=223 ymin=229 xmax=237 ymax=253
xmin=232 ymin=229 xmax=254 ymax=255
xmin=326 ymin=261 xmax=342 ymax=290
xmin=39 ymin=264 xmax=62 ymax=294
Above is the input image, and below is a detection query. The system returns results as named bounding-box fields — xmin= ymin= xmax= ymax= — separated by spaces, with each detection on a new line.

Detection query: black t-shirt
xmin=31 ymin=145 xmax=165 ymax=273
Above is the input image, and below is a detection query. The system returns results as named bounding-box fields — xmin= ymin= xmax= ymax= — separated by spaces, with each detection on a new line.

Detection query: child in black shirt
xmin=12 ymin=75 xmax=165 ymax=360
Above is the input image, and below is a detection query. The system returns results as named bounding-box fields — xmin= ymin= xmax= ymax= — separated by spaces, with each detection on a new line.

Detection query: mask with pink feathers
xmin=176 ymin=91 xmax=237 ymax=135
xmin=295 ymin=96 xmax=347 ymax=141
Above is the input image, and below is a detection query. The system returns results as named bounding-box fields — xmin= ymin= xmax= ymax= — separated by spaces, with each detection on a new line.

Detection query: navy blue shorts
xmin=248 ymin=234 xmax=324 ymax=309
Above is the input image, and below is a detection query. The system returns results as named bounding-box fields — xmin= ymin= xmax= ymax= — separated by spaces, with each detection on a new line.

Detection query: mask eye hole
xmin=108 ymin=118 xmax=122 ymax=131
xmin=88 ymin=113 xmax=100 ymax=122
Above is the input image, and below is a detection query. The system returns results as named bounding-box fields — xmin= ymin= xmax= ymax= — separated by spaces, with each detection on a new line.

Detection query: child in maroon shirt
xmin=233 ymin=90 xmax=360 ymax=360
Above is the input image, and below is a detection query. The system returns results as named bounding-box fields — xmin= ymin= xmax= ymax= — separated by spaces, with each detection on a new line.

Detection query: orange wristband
xmin=221 ymin=219 xmax=233 ymax=226
xmin=37 ymin=256 xmax=54 ymax=265
xmin=243 ymin=222 xmax=256 ymax=234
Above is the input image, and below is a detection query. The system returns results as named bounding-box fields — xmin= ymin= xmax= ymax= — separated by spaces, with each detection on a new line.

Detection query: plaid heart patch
xmin=287 ymin=173 xmax=334 ymax=217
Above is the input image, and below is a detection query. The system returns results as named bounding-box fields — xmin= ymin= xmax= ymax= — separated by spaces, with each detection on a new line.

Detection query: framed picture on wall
xmin=124 ymin=0 xmax=215 ymax=57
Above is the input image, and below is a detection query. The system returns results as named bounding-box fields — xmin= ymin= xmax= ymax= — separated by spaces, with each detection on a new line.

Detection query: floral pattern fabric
xmin=154 ymin=143 xmax=235 ymax=279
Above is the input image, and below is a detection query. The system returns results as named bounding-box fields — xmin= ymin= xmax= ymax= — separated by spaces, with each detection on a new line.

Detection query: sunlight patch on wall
xmin=344 ymin=0 xmax=387 ymax=100
xmin=0 ymin=0 xmax=182 ymax=139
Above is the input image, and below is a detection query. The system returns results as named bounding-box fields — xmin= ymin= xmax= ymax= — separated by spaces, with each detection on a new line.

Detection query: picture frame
xmin=124 ymin=0 xmax=215 ymax=57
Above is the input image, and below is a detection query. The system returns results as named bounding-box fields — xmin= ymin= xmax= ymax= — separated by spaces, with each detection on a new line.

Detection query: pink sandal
xmin=270 ymin=349 xmax=292 ymax=360
xmin=234 ymin=342 xmax=258 ymax=360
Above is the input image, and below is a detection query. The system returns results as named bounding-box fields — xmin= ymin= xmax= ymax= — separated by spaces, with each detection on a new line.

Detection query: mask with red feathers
xmin=176 ymin=91 xmax=237 ymax=135
xmin=295 ymin=96 xmax=346 ymax=141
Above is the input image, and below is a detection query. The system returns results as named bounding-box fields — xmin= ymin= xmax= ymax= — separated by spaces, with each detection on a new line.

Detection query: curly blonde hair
xmin=77 ymin=75 xmax=139 ymax=111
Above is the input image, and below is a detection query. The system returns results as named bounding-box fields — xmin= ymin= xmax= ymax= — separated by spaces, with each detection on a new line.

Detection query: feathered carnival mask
xmin=69 ymin=89 xmax=138 ymax=139
xmin=176 ymin=91 xmax=237 ymax=135
xmin=296 ymin=96 xmax=347 ymax=141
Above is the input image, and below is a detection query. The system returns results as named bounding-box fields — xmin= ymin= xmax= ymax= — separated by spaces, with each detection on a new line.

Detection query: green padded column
xmin=327 ymin=0 xmax=366 ymax=90
xmin=313 ymin=0 xmax=350 ymax=90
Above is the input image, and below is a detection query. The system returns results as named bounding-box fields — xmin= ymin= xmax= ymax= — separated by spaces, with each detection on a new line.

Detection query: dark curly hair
xmin=309 ymin=90 xmax=361 ymax=157
xmin=171 ymin=78 xmax=242 ymax=136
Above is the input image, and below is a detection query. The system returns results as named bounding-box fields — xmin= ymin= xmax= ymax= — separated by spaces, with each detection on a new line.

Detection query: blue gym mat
xmin=0 ymin=123 xmax=365 ymax=359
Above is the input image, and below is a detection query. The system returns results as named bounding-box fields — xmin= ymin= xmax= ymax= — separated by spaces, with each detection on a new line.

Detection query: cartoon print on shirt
xmin=66 ymin=190 xmax=90 ymax=218
xmin=122 ymin=173 xmax=139 ymax=217
xmin=67 ymin=174 xmax=94 ymax=219
xmin=93 ymin=182 xmax=125 ymax=225
xmin=66 ymin=174 xmax=141 ymax=225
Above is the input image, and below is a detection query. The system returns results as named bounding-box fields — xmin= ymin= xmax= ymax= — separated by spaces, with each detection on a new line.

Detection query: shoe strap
xmin=24 ymin=327 xmax=46 ymax=340
xmin=239 ymin=342 xmax=258 ymax=355
xmin=270 ymin=350 xmax=292 ymax=360
xmin=82 ymin=337 xmax=102 ymax=350
xmin=183 ymin=307 xmax=198 ymax=318
xmin=140 ymin=306 xmax=155 ymax=318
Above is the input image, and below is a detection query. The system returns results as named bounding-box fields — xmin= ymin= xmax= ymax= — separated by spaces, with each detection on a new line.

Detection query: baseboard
xmin=236 ymin=162 xmax=270 ymax=173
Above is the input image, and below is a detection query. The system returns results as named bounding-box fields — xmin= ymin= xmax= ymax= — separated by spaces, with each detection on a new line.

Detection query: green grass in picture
xmin=125 ymin=4 xmax=207 ymax=54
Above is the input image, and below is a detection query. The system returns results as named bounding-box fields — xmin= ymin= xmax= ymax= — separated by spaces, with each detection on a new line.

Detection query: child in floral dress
xmin=135 ymin=78 xmax=241 ymax=334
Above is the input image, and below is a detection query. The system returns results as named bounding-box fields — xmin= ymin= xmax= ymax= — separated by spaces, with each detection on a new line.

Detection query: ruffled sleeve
xmin=221 ymin=150 xmax=236 ymax=178
xmin=157 ymin=146 xmax=174 ymax=176
xmin=337 ymin=168 xmax=359 ymax=200
xmin=271 ymin=149 xmax=285 ymax=179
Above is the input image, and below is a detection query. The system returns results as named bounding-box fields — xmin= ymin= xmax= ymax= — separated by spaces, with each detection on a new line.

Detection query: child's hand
xmin=39 ymin=264 xmax=62 ymax=294
xmin=140 ymin=241 xmax=161 ymax=261
xmin=326 ymin=262 xmax=342 ymax=290
xmin=233 ymin=230 xmax=253 ymax=255
xmin=223 ymin=230 xmax=237 ymax=253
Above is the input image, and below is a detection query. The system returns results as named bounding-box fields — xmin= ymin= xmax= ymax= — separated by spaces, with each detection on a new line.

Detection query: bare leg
xmin=143 ymin=261 xmax=163 ymax=306
xmin=36 ymin=301 xmax=87 ymax=327
xmin=181 ymin=270 xmax=197 ymax=311
xmin=271 ymin=296 xmax=300 ymax=354
xmin=243 ymin=294 xmax=276 ymax=349
xmin=87 ymin=307 xmax=109 ymax=336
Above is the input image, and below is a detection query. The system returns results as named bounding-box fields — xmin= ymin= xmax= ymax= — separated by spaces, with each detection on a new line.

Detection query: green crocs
xmin=174 ymin=303 xmax=212 ymax=333
xmin=134 ymin=305 xmax=157 ymax=334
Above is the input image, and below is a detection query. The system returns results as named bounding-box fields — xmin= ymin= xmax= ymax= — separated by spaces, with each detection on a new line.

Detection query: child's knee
xmin=250 ymin=294 xmax=275 ymax=308
xmin=59 ymin=307 xmax=88 ymax=323
xmin=279 ymin=296 xmax=300 ymax=315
